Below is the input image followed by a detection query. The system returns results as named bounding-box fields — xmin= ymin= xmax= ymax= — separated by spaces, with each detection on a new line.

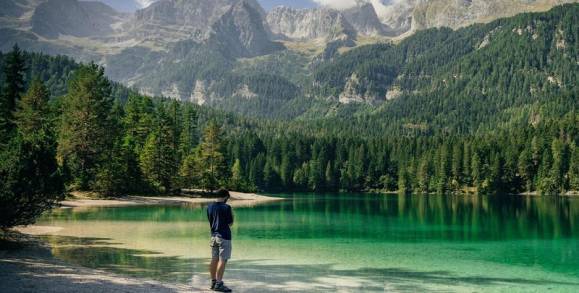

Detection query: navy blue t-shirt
xmin=207 ymin=202 xmax=234 ymax=240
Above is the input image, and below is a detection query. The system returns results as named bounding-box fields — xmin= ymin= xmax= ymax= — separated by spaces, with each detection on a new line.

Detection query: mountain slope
xmin=310 ymin=3 xmax=578 ymax=132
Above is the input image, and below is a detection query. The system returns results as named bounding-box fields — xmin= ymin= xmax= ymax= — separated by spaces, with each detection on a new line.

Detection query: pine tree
xmin=123 ymin=94 xmax=155 ymax=153
xmin=398 ymin=165 xmax=410 ymax=194
xmin=538 ymin=148 xmax=555 ymax=195
xmin=517 ymin=148 xmax=534 ymax=192
xmin=280 ymin=153 xmax=293 ymax=188
xmin=198 ymin=123 xmax=227 ymax=191
xmin=568 ymin=143 xmax=579 ymax=191
xmin=180 ymin=104 xmax=199 ymax=157
xmin=57 ymin=64 xmax=114 ymax=190
xmin=462 ymin=142 xmax=472 ymax=185
xmin=451 ymin=143 xmax=463 ymax=190
xmin=435 ymin=144 xmax=450 ymax=194
xmin=93 ymin=99 xmax=127 ymax=196
xmin=230 ymin=159 xmax=244 ymax=190
xmin=0 ymin=44 xmax=26 ymax=142
xmin=488 ymin=154 xmax=503 ymax=194
xmin=548 ymin=138 xmax=566 ymax=194
xmin=14 ymin=77 xmax=50 ymax=143
xmin=139 ymin=107 xmax=178 ymax=193
xmin=1 ymin=78 xmax=64 ymax=228
xmin=293 ymin=162 xmax=309 ymax=190
xmin=325 ymin=161 xmax=336 ymax=191
xmin=471 ymin=152 xmax=482 ymax=190
xmin=180 ymin=147 xmax=202 ymax=189
xmin=263 ymin=160 xmax=278 ymax=190
xmin=417 ymin=156 xmax=431 ymax=194
xmin=94 ymin=142 xmax=126 ymax=197
xmin=308 ymin=159 xmax=323 ymax=191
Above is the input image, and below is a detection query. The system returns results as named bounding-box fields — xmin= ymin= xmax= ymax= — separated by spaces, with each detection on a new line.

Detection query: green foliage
xmin=0 ymin=44 xmax=25 ymax=141
xmin=197 ymin=123 xmax=227 ymax=191
xmin=57 ymin=64 xmax=115 ymax=190
xmin=14 ymin=77 xmax=51 ymax=143
xmin=0 ymin=78 xmax=63 ymax=228
xmin=139 ymin=104 xmax=179 ymax=192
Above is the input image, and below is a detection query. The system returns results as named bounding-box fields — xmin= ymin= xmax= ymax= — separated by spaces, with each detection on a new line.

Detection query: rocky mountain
xmin=126 ymin=0 xmax=279 ymax=57
xmin=375 ymin=0 xmax=420 ymax=36
xmin=266 ymin=6 xmax=356 ymax=41
xmin=342 ymin=2 xmax=390 ymax=36
xmin=208 ymin=0 xmax=283 ymax=57
xmin=31 ymin=0 xmax=123 ymax=39
xmin=0 ymin=0 xmax=576 ymax=111
xmin=410 ymin=0 xmax=578 ymax=32
xmin=130 ymin=0 xmax=242 ymax=41
xmin=266 ymin=2 xmax=391 ymax=42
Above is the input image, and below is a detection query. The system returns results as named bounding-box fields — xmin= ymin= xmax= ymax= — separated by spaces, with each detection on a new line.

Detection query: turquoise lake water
xmin=36 ymin=193 xmax=579 ymax=292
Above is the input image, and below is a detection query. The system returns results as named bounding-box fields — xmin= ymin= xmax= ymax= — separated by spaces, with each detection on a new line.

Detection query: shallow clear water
xmin=37 ymin=193 xmax=579 ymax=292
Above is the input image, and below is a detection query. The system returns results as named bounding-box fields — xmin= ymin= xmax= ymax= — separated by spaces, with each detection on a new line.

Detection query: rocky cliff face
xmin=130 ymin=0 xmax=235 ymax=41
xmin=376 ymin=0 xmax=422 ymax=36
xmin=342 ymin=2 xmax=389 ymax=36
xmin=301 ymin=0 xmax=578 ymax=38
xmin=266 ymin=6 xmax=357 ymax=41
xmin=31 ymin=0 xmax=123 ymax=39
xmin=208 ymin=0 xmax=284 ymax=57
xmin=127 ymin=0 xmax=279 ymax=57
xmin=411 ymin=0 xmax=577 ymax=32
xmin=266 ymin=2 xmax=394 ymax=41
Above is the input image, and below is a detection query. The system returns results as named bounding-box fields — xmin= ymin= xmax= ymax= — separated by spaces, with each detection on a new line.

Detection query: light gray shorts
xmin=210 ymin=236 xmax=232 ymax=260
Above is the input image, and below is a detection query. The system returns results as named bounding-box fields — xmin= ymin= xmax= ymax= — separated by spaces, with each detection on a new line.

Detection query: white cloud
xmin=311 ymin=0 xmax=405 ymax=11
xmin=135 ymin=0 xmax=158 ymax=8
xmin=312 ymin=0 xmax=360 ymax=10
xmin=312 ymin=0 xmax=416 ymax=21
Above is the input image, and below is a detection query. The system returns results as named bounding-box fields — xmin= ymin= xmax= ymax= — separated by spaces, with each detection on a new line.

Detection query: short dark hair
xmin=216 ymin=189 xmax=230 ymax=198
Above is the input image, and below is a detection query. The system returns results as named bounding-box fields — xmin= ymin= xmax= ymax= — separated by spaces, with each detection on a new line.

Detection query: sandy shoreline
xmin=59 ymin=191 xmax=283 ymax=208
xmin=15 ymin=191 xmax=283 ymax=236
xmin=0 ymin=232 xmax=199 ymax=292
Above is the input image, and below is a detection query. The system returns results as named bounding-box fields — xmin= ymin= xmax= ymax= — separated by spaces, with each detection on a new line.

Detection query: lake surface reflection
xmin=37 ymin=193 xmax=579 ymax=292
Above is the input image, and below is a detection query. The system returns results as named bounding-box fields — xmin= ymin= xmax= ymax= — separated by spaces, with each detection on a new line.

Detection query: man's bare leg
xmin=216 ymin=259 xmax=228 ymax=281
xmin=210 ymin=258 xmax=219 ymax=280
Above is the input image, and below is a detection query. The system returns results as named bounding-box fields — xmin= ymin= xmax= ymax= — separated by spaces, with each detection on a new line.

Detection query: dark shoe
xmin=213 ymin=281 xmax=232 ymax=292
xmin=210 ymin=279 xmax=217 ymax=290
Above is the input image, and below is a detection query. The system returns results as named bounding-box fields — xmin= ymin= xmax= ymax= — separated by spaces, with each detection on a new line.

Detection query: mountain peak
xmin=208 ymin=0 xmax=284 ymax=57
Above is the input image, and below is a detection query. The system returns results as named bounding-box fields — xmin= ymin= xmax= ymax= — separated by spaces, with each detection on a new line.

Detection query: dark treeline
xmin=226 ymin=114 xmax=578 ymax=195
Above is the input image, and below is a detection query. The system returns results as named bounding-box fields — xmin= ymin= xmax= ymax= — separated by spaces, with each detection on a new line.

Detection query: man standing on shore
xmin=207 ymin=189 xmax=234 ymax=292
